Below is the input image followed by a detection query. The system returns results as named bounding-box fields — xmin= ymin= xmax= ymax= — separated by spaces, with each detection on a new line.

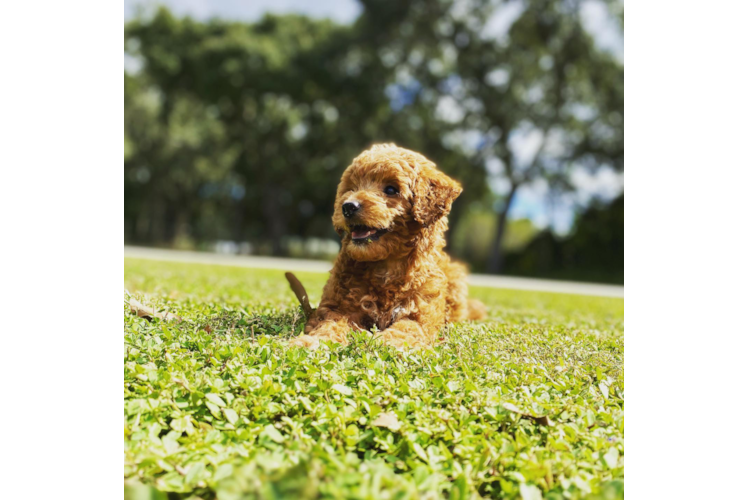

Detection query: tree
xmin=123 ymin=2 xmax=622 ymax=280
xmin=126 ymin=9 xmax=411 ymax=252
xmin=504 ymin=194 xmax=624 ymax=283
xmin=125 ymin=15 xmax=235 ymax=245
xmin=353 ymin=0 xmax=623 ymax=272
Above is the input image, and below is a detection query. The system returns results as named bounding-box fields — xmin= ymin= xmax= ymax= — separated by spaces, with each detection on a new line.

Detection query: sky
xmin=125 ymin=0 xmax=623 ymax=234
xmin=124 ymin=0 xmax=362 ymax=24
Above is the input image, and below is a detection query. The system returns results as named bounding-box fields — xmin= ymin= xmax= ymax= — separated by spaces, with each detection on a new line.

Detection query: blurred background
xmin=124 ymin=0 xmax=623 ymax=284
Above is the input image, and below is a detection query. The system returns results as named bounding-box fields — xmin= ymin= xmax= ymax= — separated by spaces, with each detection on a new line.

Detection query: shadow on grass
xmin=198 ymin=306 xmax=308 ymax=340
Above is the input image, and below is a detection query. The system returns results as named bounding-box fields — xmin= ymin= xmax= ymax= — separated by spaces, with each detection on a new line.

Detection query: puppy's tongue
xmin=352 ymin=228 xmax=377 ymax=239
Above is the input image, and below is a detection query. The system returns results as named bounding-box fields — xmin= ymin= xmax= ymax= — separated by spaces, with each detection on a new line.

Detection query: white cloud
xmin=580 ymin=0 xmax=624 ymax=60
xmin=485 ymin=156 xmax=504 ymax=176
xmin=524 ymin=84 xmax=544 ymax=105
xmin=485 ymin=67 xmax=510 ymax=88
xmin=448 ymin=0 xmax=474 ymax=22
xmin=435 ymin=96 xmax=465 ymax=124
xmin=485 ymin=156 xmax=511 ymax=195
xmin=489 ymin=176 xmax=512 ymax=197
xmin=508 ymin=122 xmax=544 ymax=168
xmin=442 ymin=129 xmax=483 ymax=155
xmin=543 ymin=128 xmax=569 ymax=158
xmin=571 ymin=166 xmax=624 ymax=204
xmin=124 ymin=0 xmax=361 ymax=24
xmin=482 ymin=0 xmax=525 ymax=42
xmin=124 ymin=53 xmax=143 ymax=74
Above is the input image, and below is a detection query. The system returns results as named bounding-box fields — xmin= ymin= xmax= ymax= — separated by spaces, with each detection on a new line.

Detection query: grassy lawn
xmin=124 ymin=258 xmax=624 ymax=500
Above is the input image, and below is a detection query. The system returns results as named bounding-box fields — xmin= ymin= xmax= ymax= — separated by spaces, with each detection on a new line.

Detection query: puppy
xmin=291 ymin=144 xmax=486 ymax=349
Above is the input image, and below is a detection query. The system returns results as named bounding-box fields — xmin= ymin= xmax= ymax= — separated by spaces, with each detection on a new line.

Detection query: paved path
xmin=125 ymin=246 xmax=624 ymax=298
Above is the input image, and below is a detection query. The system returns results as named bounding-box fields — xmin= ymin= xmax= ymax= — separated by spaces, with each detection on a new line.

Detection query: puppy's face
xmin=333 ymin=144 xmax=462 ymax=262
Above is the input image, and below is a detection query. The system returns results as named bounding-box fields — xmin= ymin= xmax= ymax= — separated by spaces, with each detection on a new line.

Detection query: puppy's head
xmin=333 ymin=144 xmax=462 ymax=262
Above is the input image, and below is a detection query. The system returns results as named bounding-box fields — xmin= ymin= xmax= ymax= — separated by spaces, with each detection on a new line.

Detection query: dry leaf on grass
xmin=129 ymin=297 xmax=182 ymax=322
xmin=371 ymin=412 xmax=402 ymax=431
xmin=502 ymin=402 xmax=553 ymax=426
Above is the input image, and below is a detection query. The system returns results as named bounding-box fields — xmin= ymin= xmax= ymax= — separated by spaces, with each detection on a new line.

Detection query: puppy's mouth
xmin=349 ymin=225 xmax=389 ymax=243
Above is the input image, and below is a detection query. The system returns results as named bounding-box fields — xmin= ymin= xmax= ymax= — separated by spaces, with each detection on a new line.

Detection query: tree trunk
xmin=486 ymin=185 xmax=518 ymax=274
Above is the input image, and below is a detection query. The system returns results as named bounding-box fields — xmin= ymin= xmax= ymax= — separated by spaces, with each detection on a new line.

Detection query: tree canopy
xmin=125 ymin=0 xmax=623 ymax=280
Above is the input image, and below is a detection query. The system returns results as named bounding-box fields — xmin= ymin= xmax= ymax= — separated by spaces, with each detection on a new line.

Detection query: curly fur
xmin=291 ymin=144 xmax=486 ymax=349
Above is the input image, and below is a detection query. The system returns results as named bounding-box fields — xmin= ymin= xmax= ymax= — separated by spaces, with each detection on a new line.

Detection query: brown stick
xmin=129 ymin=297 xmax=182 ymax=322
xmin=285 ymin=272 xmax=314 ymax=319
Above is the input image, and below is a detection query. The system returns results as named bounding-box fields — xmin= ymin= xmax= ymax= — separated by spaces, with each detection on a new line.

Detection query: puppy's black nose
xmin=342 ymin=201 xmax=360 ymax=219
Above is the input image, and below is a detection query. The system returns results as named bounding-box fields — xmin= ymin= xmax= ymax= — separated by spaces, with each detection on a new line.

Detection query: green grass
xmin=124 ymin=258 xmax=624 ymax=500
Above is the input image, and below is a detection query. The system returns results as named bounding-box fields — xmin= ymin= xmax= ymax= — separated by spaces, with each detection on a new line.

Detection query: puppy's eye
xmin=384 ymin=185 xmax=399 ymax=196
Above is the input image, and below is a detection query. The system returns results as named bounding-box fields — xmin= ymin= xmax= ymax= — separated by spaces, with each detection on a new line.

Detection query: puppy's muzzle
xmin=342 ymin=201 xmax=360 ymax=219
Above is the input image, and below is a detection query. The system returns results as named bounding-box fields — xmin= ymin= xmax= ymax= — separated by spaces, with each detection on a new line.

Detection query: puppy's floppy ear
xmin=412 ymin=167 xmax=463 ymax=226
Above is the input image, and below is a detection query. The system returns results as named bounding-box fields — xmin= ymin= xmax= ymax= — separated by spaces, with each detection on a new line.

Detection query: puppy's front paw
xmin=289 ymin=334 xmax=321 ymax=350
xmin=379 ymin=324 xmax=429 ymax=350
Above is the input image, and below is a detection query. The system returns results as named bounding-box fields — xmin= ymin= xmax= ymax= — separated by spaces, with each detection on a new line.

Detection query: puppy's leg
xmin=290 ymin=310 xmax=352 ymax=349
xmin=379 ymin=318 xmax=439 ymax=349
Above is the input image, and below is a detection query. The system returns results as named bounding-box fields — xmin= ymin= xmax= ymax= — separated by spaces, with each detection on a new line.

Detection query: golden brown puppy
xmin=291 ymin=144 xmax=486 ymax=349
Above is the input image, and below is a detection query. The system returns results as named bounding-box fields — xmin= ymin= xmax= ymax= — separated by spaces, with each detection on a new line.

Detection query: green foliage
xmin=351 ymin=0 xmax=624 ymax=273
xmin=452 ymin=208 xmax=538 ymax=271
xmin=505 ymin=195 xmax=624 ymax=284
xmin=125 ymin=259 xmax=623 ymax=499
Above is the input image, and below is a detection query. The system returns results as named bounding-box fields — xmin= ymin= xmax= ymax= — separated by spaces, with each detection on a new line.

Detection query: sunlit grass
xmin=125 ymin=258 xmax=623 ymax=499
